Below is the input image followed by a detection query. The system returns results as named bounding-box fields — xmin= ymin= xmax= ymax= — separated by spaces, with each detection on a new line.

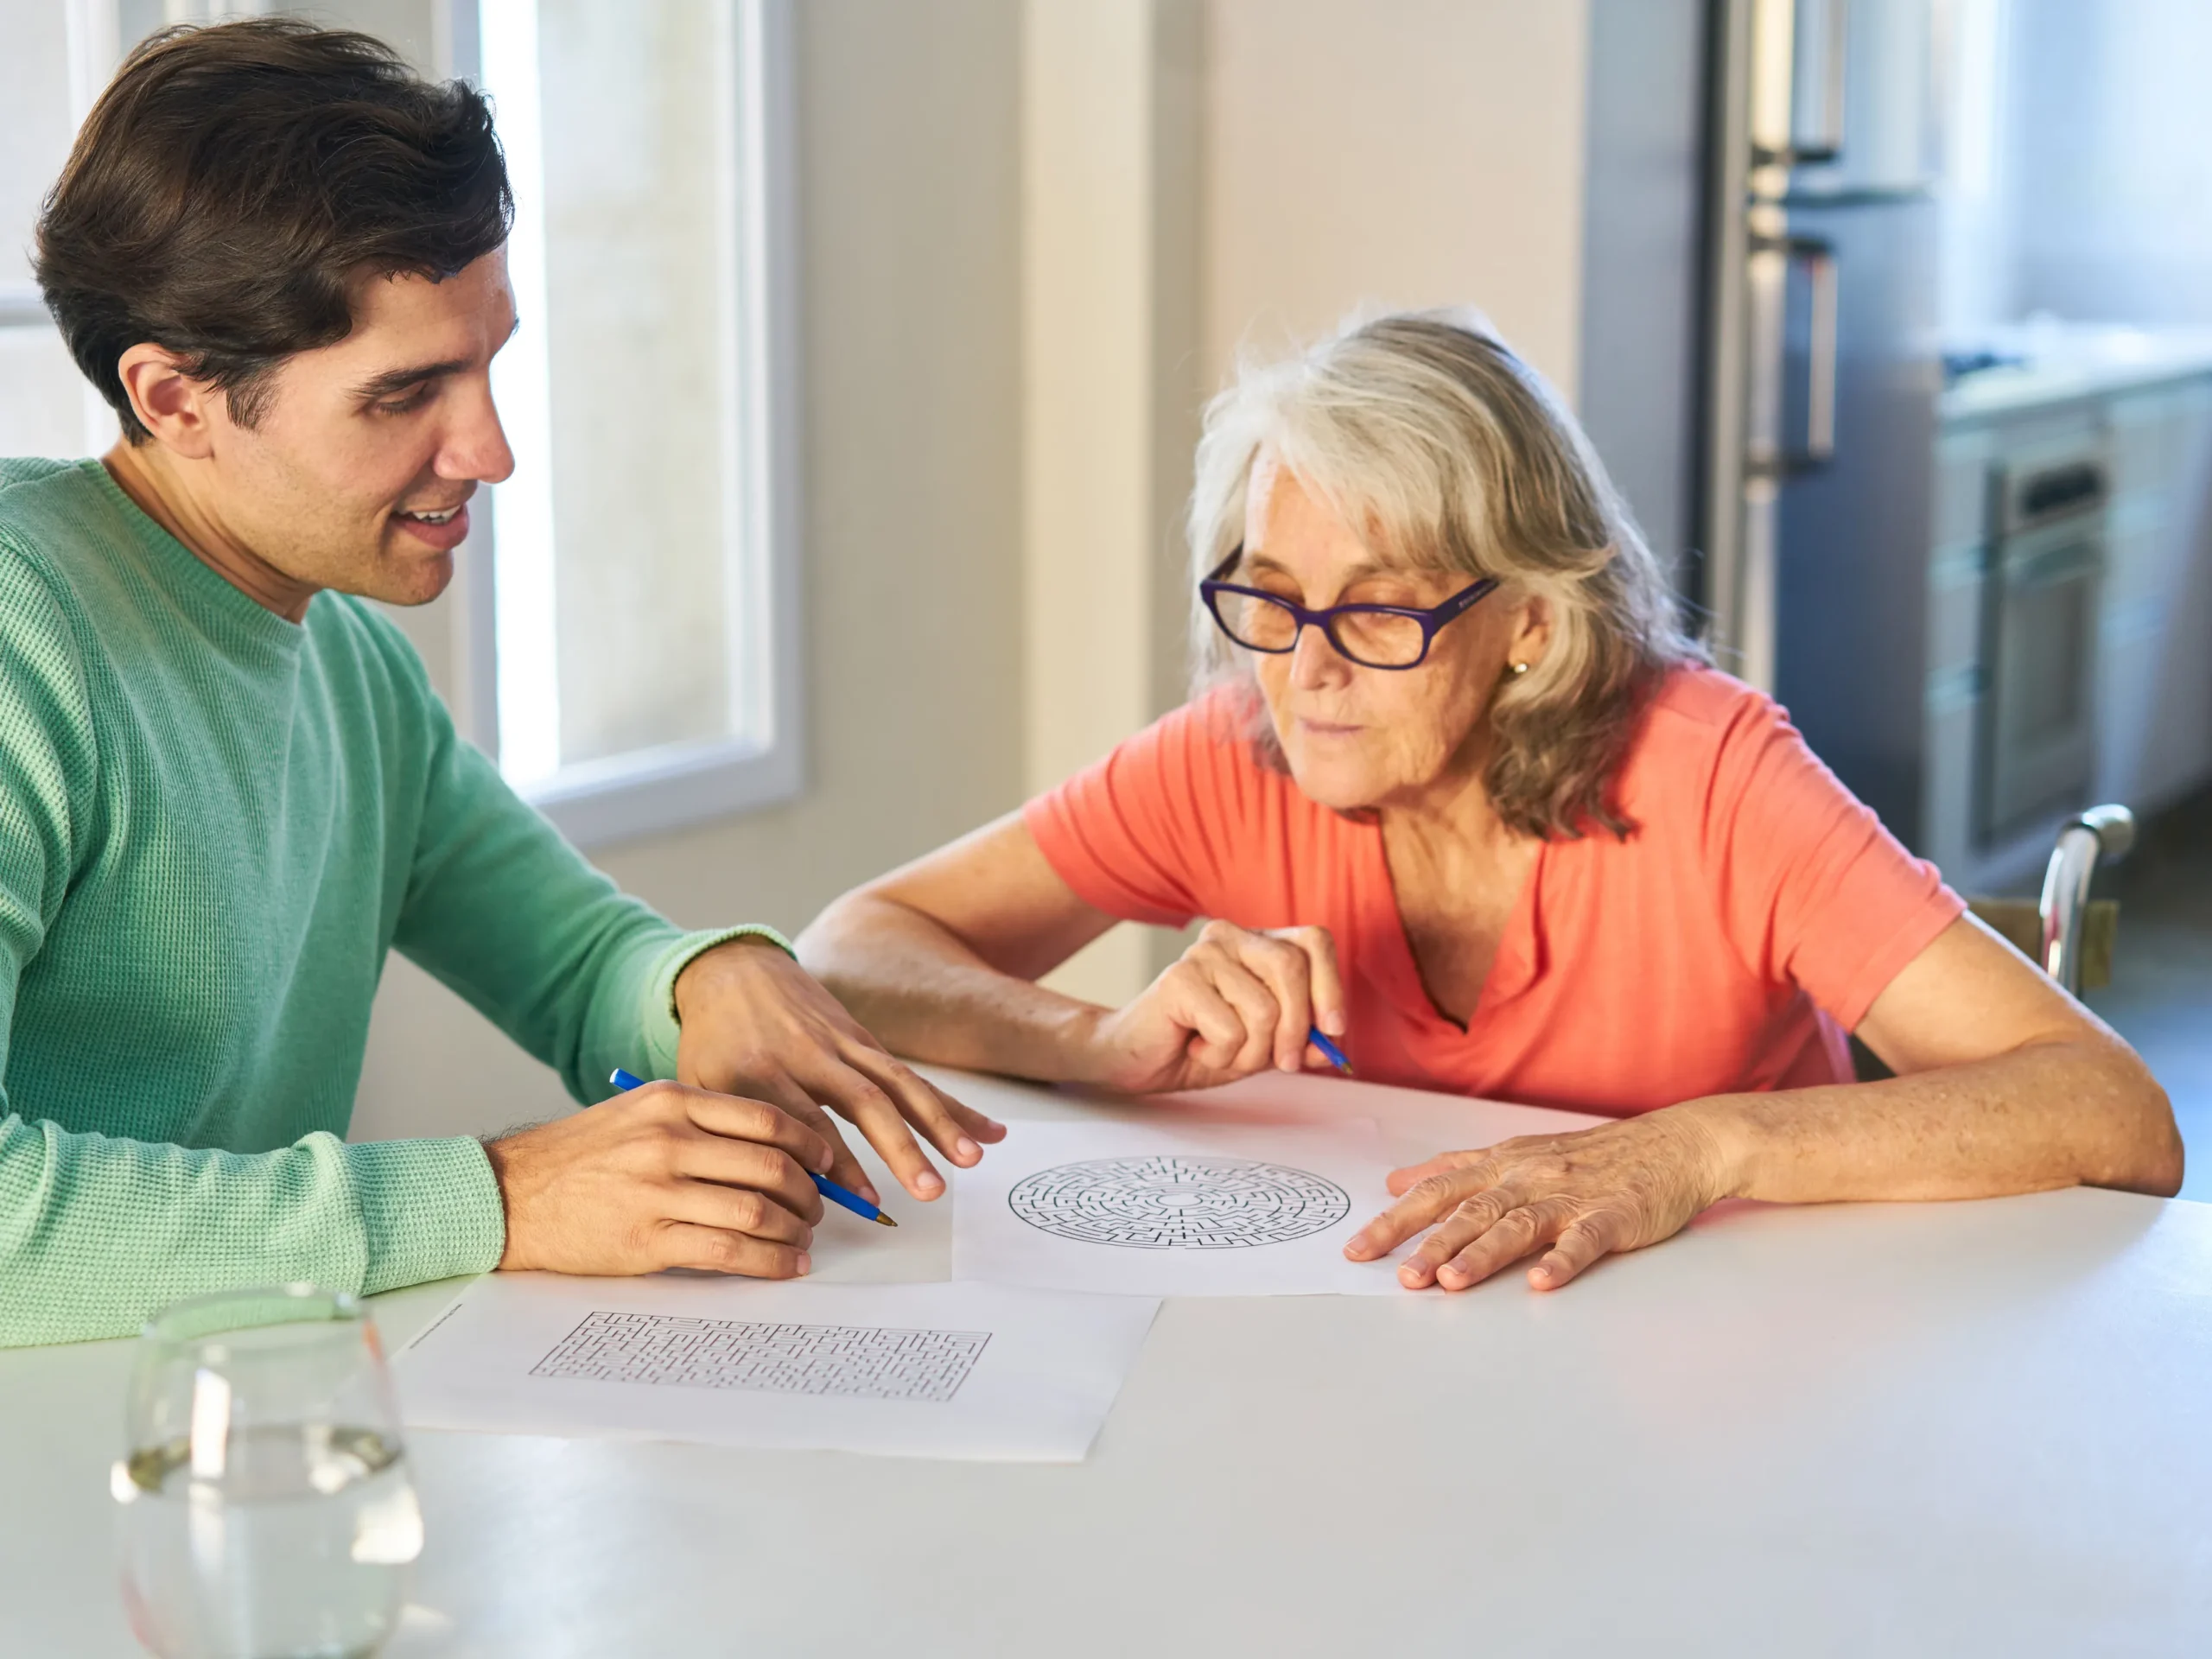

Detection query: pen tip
xmin=874 ymin=1212 xmax=899 ymax=1227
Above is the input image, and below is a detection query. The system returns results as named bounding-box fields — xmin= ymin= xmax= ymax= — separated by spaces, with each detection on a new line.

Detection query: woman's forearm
xmin=1693 ymin=1035 xmax=2183 ymax=1205
xmin=797 ymin=893 xmax=1109 ymax=1083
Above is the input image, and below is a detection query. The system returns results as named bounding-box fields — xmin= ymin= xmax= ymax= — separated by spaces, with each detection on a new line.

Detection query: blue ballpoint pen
xmin=607 ymin=1067 xmax=898 ymax=1227
xmin=1308 ymin=1027 xmax=1354 ymax=1076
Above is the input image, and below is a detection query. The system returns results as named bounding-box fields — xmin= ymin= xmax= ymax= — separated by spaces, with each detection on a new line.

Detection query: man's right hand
xmin=482 ymin=1080 xmax=831 ymax=1278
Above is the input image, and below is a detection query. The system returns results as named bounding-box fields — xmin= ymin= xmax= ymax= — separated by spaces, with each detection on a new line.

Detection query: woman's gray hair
xmin=1186 ymin=310 xmax=1701 ymax=839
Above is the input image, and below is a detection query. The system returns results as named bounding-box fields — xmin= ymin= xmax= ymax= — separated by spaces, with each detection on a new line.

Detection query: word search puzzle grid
xmin=531 ymin=1313 xmax=992 ymax=1404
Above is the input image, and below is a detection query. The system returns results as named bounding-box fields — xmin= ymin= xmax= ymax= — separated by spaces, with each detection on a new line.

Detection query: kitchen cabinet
xmin=2099 ymin=378 xmax=2212 ymax=813
xmin=1923 ymin=363 xmax=2212 ymax=893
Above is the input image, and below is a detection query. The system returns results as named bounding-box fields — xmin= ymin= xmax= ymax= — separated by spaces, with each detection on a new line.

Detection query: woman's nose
xmin=1288 ymin=622 xmax=1350 ymax=688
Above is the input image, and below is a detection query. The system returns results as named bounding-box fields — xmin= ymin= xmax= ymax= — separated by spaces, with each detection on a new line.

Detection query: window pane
xmin=0 ymin=2 xmax=73 ymax=290
xmin=1 ymin=3 xmax=106 ymax=463
xmin=482 ymin=0 xmax=756 ymax=786
xmin=0 ymin=327 xmax=94 ymax=458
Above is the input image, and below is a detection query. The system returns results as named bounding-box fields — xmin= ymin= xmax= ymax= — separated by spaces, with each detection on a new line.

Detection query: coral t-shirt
xmin=1023 ymin=668 xmax=1963 ymax=1116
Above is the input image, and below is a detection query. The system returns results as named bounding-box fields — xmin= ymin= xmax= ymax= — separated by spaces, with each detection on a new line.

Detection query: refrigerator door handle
xmin=1748 ymin=232 xmax=1840 ymax=474
xmin=1802 ymin=237 xmax=1840 ymax=464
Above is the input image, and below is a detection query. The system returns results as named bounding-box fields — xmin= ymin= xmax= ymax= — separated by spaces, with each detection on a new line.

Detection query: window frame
xmin=451 ymin=0 xmax=806 ymax=849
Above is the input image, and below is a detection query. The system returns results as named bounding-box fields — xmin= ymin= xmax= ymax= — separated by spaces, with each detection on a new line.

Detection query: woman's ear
xmin=1505 ymin=592 xmax=1554 ymax=672
xmin=115 ymin=344 xmax=219 ymax=460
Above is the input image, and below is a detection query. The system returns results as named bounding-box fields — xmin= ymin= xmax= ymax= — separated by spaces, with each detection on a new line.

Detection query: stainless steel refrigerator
xmin=1699 ymin=0 xmax=1942 ymax=841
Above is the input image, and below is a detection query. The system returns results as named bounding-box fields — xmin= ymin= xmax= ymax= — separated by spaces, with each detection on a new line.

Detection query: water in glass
xmin=115 ymin=1286 xmax=423 ymax=1659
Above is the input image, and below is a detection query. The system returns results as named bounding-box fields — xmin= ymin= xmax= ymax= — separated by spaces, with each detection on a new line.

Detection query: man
xmin=0 ymin=18 xmax=1000 ymax=1348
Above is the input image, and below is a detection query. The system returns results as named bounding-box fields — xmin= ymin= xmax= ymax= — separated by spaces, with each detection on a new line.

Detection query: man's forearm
xmin=798 ymin=895 xmax=1107 ymax=1084
xmin=1691 ymin=1035 xmax=2183 ymax=1207
xmin=0 ymin=1120 xmax=503 ymax=1348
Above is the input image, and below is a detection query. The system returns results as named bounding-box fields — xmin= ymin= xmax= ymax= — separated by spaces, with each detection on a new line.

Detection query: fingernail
xmin=795 ymin=1253 xmax=812 ymax=1276
xmin=956 ymin=1136 xmax=981 ymax=1160
xmin=859 ymin=1185 xmax=881 ymax=1205
xmin=1323 ymin=1013 xmax=1345 ymax=1035
xmin=916 ymin=1171 xmax=944 ymax=1196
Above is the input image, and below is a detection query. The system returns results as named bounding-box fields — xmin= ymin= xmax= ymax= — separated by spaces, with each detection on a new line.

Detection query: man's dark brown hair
xmin=35 ymin=17 xmax=512 ymax=442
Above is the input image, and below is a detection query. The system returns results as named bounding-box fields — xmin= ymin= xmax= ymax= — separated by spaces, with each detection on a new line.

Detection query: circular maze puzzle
xmin=1007 ymin=1154 xmax=1350 ymax=1250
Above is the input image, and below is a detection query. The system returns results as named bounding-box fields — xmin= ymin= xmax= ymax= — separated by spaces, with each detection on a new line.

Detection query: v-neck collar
xmin=1363 ymin=818 xmax=1549 ymax=1034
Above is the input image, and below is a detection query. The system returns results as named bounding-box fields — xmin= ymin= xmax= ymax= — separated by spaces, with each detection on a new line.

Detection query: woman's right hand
xmin=1076 ymin=919 xmax=1347 ymax=1093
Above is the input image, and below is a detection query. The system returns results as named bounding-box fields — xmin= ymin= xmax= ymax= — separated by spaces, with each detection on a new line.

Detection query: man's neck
xmin=101 ymin=441 xmax=319 ymax=623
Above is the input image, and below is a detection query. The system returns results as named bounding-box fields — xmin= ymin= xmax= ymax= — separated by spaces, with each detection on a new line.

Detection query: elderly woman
xmin=798 ymin=313 xmax=2181 ymax=1294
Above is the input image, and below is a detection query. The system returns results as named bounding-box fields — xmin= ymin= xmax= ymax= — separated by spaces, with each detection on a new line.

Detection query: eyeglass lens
xmin=1211 ymin=590 xmax=1429 ymax=667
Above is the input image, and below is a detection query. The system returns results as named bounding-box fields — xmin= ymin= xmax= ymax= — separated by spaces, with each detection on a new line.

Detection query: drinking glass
xmin=112 ymin=1284 xmax=424 ymax=1659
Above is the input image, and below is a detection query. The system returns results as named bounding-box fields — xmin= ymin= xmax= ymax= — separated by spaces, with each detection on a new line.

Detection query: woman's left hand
xmin=1344 ymin=1106 xmax=1740 ymax=1291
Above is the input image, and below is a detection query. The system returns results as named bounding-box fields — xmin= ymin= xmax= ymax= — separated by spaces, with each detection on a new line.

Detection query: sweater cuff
xmin=634 ymin=924 xmax=797 ymax=1078
xmin=345 ymin=1137 xmax=506 ymax=1295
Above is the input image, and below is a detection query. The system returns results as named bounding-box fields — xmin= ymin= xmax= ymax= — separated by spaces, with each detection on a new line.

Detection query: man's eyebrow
xmin=350 ymin=359 xmax=471 ymax=400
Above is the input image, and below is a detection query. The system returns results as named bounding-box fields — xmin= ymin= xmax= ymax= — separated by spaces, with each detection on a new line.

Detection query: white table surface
xmin=5 ymin=1066 xmax=2210 ymax=1656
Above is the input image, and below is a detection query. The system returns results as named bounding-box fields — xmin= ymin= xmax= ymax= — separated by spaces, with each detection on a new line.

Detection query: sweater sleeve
xmin=384 ymin=637 xmax=787 ymax=1104
xmin=0 ymin=548 xmax=501 ymax=1348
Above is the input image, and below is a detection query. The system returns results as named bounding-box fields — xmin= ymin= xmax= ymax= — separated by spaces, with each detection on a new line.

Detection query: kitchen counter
xmin=1942 ymin=322 xmax=2212 ymax=423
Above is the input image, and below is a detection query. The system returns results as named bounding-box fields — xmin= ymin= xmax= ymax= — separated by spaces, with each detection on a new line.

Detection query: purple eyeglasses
xmin=1199 ymin=546 xmax=1501 ymax=671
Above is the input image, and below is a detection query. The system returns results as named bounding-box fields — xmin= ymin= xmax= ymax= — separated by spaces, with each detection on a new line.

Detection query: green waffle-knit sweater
xmin=0 ymin=457 xmax=781 ymax=1346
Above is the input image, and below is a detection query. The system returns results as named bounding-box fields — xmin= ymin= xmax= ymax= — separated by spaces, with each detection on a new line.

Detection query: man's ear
xmin=115 ymin=345 xmax=220 ymax=459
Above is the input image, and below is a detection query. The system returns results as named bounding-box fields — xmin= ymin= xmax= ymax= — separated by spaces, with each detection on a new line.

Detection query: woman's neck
xmin=1374 ymin=731 xmax=1523 ymax=862
xmin=1372 ymin=736 xmax=1540 ymax=1028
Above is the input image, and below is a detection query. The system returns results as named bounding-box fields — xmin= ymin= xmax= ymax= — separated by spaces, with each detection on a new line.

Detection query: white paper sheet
xmin=394 ymin=1274 xmax=1160 ymax=1463
xmin=951 ymin=1116 xmax=1415 ymax=1296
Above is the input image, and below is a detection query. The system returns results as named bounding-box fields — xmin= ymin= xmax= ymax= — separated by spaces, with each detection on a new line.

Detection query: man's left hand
xmin=673 ymin=937 xmax=1006 ymax=1205
xmin=1342 ymin=1106 xmax=1738 ymax=1291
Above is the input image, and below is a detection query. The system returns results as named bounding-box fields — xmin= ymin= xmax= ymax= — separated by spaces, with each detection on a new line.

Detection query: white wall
xmin=1200 ymin=0 xmax=1592 ymax=401
xmin=1019 ymin=0 xmax=1203 ymax=1005
xmin=1936 ymin=0 xmax=2212 ymax=336
xmin=354 ymin=0 xmax=1027 ymax=1139
xmin=2004 ymin=0 xmax=2212 ymax=328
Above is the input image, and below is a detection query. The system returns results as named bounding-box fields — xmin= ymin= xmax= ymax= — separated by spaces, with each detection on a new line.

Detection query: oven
xmin=1977 ymin=448 xmax=2108 ymax=844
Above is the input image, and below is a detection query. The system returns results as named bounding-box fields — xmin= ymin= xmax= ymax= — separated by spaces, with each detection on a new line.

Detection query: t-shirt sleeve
xmin=1705 ymin=692 xmax=1966 ymax=1031
xmin=1023 ymin=693 xmax=1260 ymax=929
